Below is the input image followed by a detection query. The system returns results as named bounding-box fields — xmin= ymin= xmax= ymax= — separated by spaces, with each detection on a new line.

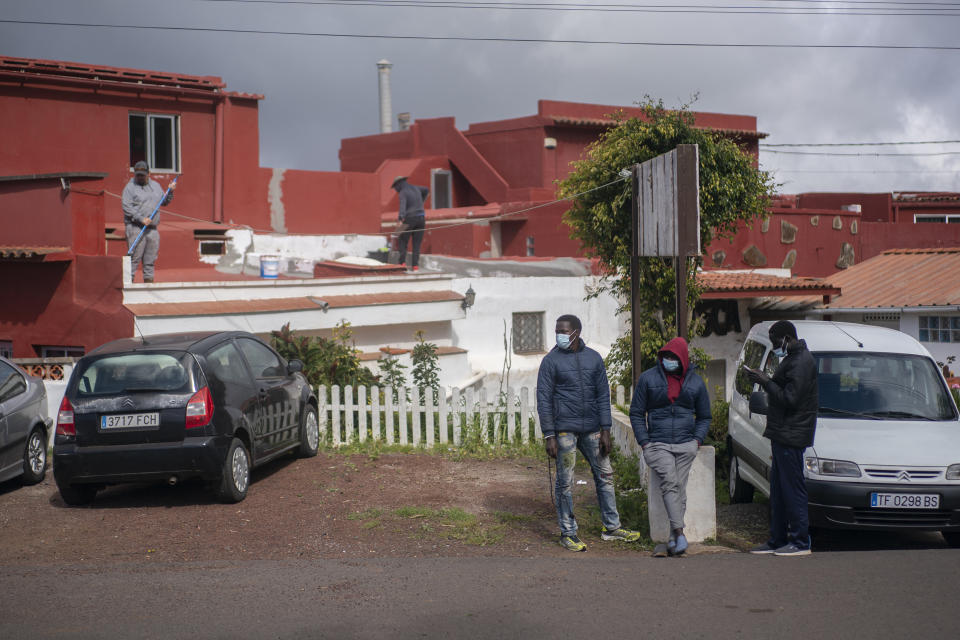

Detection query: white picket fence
xmin=317 ymin=384 xmax=631 ymax=446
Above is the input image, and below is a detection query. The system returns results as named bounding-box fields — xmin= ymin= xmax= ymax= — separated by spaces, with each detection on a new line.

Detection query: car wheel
xmin=298 ymin=404 xmax=320 ymax=458
xmin=57 ymin=483 xmax=98 ymax=506
xmin=217 ymin=437 xmax=250 ymax=503
xmin=729 ymin=453 xmax=755 ymax=504
xmin=21 ymin=427 xmax=47 ymax=485
xmin=943 ymin=531 xmax=960 ymax=548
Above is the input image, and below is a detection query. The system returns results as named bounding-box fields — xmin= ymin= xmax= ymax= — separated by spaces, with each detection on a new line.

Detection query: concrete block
xmin=647 ymin=446 xmax=717 ymax=543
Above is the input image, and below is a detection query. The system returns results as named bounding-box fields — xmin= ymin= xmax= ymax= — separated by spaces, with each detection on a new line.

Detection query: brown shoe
xmin=144 ymin=277 xmax=154 ymax=283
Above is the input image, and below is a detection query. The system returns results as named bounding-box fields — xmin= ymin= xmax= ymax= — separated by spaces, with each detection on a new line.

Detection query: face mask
xmin=556 ymin=333 xmax=572 ymax=350
xmin=773 ymin=338 xmax=788 ymax=359
xmin=662 ymin=358 xmax=680 ymax=372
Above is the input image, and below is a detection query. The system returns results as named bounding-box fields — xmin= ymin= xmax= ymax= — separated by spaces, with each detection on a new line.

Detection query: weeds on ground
xmin=395 ymin=506 xmax=507 ymax=546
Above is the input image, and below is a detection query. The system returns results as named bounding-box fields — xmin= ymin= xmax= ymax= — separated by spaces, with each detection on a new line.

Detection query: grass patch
xmin=393 ymin=506 xmax=506 ymax=546
xmin=347 ymin=508 xmax=383 ymax=521
xmin=492 ymin=511 xmax=536 ymax=524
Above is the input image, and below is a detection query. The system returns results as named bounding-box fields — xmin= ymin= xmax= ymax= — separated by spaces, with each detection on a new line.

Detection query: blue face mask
xmin=556 ymin=333 xmax=572 ymax=350
xmin=662 ymin=358 xmax=680 ymax=373
xmin=772 ymin=338 xmax=788 ymax=359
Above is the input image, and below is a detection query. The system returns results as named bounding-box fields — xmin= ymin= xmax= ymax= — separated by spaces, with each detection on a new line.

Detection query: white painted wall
xmin=689 ymin=299 xmax=752 ymax=401
xmin=449 ymin=276 xmax=626 ymax=396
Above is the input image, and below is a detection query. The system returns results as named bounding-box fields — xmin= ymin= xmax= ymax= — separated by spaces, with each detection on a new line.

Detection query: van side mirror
xmin=287 ymin=359 xmax=304 ymax=374
xmin=749 ymin=391 xmax=769 ymax=416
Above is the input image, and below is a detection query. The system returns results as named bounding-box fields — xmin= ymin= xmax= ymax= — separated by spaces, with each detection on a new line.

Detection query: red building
xmin=3 ymin=54 xmax=959 ymax=358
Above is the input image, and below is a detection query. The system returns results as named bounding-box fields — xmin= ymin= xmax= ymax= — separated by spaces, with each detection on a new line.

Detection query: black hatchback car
xmin=53 ymin=331 xmax=319 ymax=505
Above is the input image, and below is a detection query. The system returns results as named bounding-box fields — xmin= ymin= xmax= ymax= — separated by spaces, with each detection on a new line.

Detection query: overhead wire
xmin=191 ymin=0 xmax=960 ymax=16
xmin=763 ymin=139 xmax=960 ymax=147
xmin=762 ymin=149 xmax=960 ymax=156
xmin=4 ymin=19 xmax=960 ymax=49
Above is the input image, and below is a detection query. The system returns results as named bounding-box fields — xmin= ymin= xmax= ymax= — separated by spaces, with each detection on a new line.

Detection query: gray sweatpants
xmin=643 ymin=440 xmax=699 ymax=531
xmin=126 ymin=224 xmax=159 ymax=281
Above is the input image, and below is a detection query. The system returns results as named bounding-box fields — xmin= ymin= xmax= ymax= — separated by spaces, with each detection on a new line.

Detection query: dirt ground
xmin=0 ymin=452 xmax=763 ymax=565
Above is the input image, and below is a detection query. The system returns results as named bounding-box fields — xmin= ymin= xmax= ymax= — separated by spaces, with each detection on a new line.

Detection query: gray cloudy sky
xmin=2 ymin=0 xmax=959 ymax=194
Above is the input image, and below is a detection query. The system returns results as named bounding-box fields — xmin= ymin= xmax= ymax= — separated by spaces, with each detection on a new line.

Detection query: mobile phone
xmin=741 ymin=365 xmax=761 ymax=376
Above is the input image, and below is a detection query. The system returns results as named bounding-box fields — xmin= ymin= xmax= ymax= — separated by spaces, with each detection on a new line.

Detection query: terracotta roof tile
xmin=548 ymin=116 xmax=767 ymax=138
xmin=126 ymin=290 xmax=465 ymax=317
xmin=698 ymin=271 xmax=839 ymax=298
xmin=823 ymin=247 xmax=960 ymax=309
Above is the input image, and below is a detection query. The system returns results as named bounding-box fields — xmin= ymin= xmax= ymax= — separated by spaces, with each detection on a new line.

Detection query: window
xmin=914 ymin=214 xmax=960 ymax=224
xmin=37 ymin=346 xmax=84 ymax=358
xmin=0 ymin=361 xmax=27 ymax=403
xmin=919 ymin=316 xmax=960 ymax=343
xmin=205 ymin=342 xmax=253 ymax=387
xmin=0 ymin=341 xmax=12 ymax=358
xmin=816 ymin=352 xmax=956 ymax=420
xmin=734 ymin=339 xmax=767 ymax=397
xmin=512 ymin=312 xmax=545 ymax=354
xmin=75 ymin=352 xmax=193 ymax=396
xmin=430 ymin=169 xmax=452 ymax=209
xmin=237 ymin=338 xmax=285 ymax=378
xmin=526 ymin=236 xmax=535 ymax=257
xmin=130 ymin=113 xmax=180 ymax=172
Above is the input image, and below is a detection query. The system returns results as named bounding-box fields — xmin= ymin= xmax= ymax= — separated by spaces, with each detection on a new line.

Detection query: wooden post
xmin=630 ymin=164 xmax=643 ymax=386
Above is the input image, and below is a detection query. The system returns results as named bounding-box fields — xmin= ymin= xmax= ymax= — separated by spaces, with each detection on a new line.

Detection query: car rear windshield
xmin=74 ymin=352 xmax=200 ymax=396
xmin=815 ymin=352 xmax=958 ymax=421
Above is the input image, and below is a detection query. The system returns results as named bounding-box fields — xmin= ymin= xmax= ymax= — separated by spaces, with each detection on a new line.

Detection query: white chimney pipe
xmin=377 ymin=59 xmax=393 ymax=134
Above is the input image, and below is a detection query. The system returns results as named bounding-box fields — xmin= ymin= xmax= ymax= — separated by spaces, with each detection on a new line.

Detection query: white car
xmin=728 ymin=321 xmax=960 ymax=547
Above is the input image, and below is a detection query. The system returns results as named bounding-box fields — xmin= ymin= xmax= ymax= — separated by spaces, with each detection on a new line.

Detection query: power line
xmin=201 ymin=0 xmax=960 ymax=8
xmin=3 ymin=19 xmax=959 ymax=50
xmin=773 ymin=169 xmax=960 ymax=173
xmin=763 ymin=140 xmax=960 ymax=147
xmin=763 ymin=149 xmax=960 ymax=156
xmin=192 ymin=0 xmax=960 ymax=16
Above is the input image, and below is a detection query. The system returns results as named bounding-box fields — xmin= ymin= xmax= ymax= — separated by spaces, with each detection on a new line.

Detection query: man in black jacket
xmin=391 ymin=176 xmax=429 ymax=271
xmin=746 ymin=320 xmax=818 ymax=556
xmin=537 ymin=314 xmax=640 ymax=551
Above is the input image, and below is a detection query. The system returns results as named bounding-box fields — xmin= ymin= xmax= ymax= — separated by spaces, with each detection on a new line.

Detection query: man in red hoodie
xmin=629 ymin=337 xmax=712 ymax=555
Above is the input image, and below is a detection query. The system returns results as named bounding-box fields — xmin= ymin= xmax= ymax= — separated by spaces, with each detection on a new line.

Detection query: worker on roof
xmin=122 ymin=161 xmax=175 ymax=283
xmin=391 ymin=175 xmax=428 ymax=272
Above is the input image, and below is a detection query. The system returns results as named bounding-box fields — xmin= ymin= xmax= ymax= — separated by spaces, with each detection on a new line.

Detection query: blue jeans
xmin=768 ymin=441 xmax=810 ymax=549
xmin=554 ymin=431 xmax=620 ymax=537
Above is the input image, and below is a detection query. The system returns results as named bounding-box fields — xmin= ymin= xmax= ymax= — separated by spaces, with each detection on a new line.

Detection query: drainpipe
xmin=213 ymin=95 xmax=225 ymax=223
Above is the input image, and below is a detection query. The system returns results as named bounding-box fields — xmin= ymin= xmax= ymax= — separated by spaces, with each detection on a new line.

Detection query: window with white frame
xmin=918 ymin=316 xmax=960 ymax=343
xmin=914 ymin=214 xmax=960 ymax=224
xmin=37 ymin=345 xmax=85 ymax=358
xmin=130 ymin=113 xmax=180 ymax=172
xmin=512 ymin=312 xmax=545 ymax=354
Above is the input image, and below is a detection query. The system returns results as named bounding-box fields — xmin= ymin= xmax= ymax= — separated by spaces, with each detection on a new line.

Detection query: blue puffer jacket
xmin=630 ymin=337 xmax=711 ymax=447
xmin=536 ymin=341 xmax=612 ymax=437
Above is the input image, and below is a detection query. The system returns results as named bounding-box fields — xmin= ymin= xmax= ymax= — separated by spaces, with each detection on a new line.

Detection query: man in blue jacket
xmin=537 ymin=314 xmax=641 ymax=552
xmin=630 ymin=336 xmax=711 ymax=556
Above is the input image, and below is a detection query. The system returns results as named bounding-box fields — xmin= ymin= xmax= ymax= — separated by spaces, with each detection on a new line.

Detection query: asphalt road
xmin=2 ymin=543 xmax=957 ymax=639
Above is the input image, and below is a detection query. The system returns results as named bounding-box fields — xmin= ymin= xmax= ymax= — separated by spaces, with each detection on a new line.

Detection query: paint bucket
xmin=259 ymin=255 xmax=280 ymax=278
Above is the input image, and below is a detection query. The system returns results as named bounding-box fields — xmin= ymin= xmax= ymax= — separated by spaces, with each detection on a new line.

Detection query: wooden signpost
xmin=630 ymin=144 xmax=701 ymax=385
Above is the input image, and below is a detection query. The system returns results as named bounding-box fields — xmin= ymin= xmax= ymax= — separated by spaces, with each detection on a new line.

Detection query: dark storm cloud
xmin=2 ymin=0 xmax=957 ymax=192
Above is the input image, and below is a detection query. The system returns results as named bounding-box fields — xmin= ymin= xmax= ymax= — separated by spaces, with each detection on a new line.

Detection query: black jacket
xmin=761 ymin=339 xmax=818 ymax=448
xmin=536 ymin=341 xmax=611 ymax=437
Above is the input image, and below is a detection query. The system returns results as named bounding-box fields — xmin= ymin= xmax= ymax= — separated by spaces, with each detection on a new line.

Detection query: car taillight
xmin=185 ymin=387 xmax=213 ymax=429
xmin=56 ymin=396 xmax=76 ymax=436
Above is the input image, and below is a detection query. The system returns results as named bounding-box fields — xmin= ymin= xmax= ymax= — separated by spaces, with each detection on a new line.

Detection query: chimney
xmin=376 ymin=59 xmax=393 ymax=134
xmin=397 ymin=112 xmax=411 ymax=131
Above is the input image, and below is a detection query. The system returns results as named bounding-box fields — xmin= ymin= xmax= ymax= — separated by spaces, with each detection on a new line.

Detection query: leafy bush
xmin=270 ymin=321 xmax=376 ymax=388
xmin=411 ymin=330 xmax=441 ymax=395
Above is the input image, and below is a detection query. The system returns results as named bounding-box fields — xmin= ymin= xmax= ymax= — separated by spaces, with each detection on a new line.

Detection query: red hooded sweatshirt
xmin=658 ymin=336 xmax=690 ymax=403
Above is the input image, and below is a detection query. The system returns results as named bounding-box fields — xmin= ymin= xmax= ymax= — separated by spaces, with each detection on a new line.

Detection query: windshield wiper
xmin=818 ymin=406 xmax=882 ymax=420
xmin=864 ymin=410 xmax=937 ymax=421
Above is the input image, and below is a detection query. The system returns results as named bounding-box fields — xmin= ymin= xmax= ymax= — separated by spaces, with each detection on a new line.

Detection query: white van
xmin=728 ymin=320 xmax=960 ymax=546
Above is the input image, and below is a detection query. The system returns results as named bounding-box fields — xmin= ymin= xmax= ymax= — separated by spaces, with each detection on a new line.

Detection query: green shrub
xmin=271 ymin=321 xmax=376 ymax=388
